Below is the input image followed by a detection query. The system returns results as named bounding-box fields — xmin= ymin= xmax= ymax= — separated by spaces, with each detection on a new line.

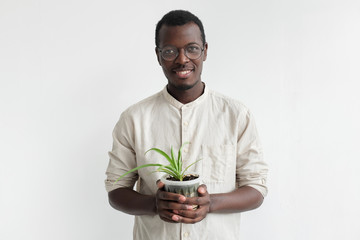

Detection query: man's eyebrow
xmin=162 ymin=42 xmax=202 ymax=48
xmin=186 ymin=42 xmax=200 ymax=45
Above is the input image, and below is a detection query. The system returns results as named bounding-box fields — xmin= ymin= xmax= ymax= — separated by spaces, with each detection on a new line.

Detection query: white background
xmin=1 ymin=0 xmax=360 ymax=239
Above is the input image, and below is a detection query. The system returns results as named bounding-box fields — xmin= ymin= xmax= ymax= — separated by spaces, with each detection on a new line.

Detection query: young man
xmin=105 ymin=10 xmax=268 ymax=240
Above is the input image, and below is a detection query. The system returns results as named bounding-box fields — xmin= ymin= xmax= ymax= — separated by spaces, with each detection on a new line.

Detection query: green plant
xmin=114 ymin=142 xmax=200 ymax=183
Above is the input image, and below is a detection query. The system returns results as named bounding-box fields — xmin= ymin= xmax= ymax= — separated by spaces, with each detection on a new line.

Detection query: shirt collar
xmin=162 ymin=83 xmax=209 ymax=109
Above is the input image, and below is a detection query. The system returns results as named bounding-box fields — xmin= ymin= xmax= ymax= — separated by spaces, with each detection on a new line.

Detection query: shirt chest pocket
xmin=200 ymin=145 xmax=235 ymax=183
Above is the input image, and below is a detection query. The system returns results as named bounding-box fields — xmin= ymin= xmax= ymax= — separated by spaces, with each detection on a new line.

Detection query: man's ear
xmin=203 ymin=42 xmax=208 ymax=61
xmin=155 ymin=47 xmax=162 ymax=66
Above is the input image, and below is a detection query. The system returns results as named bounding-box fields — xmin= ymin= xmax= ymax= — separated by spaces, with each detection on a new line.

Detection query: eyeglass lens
xmin=161 ymin=44 xmax=202 ymax=61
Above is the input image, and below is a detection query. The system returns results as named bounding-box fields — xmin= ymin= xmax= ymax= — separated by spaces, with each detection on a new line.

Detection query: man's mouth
xmin=174 ymin=69 xmax=193 ymax=78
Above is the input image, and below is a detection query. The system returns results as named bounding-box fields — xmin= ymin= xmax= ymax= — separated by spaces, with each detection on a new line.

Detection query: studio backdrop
xmin=1 ymin=1 xmax=359 ymax=239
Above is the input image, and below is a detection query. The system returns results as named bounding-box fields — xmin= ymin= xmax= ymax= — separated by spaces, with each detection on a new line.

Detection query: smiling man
xmin=105 ymin=10 xmax=268 ymax=240
xmin=156 ymin=21 xmax=207 ymax=102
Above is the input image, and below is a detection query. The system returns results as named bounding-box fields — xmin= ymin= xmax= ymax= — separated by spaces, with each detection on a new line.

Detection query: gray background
xmin=1 ymin=0 xmax=360 ymax=239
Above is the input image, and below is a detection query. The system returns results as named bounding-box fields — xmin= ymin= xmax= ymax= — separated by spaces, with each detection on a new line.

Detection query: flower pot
xmin=161 ymin=173 xmax=201 ymax=197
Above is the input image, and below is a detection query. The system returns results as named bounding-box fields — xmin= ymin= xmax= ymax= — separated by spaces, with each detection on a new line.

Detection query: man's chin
xmin=170 ymin=79 xmax=200 ymax=91
xmin=174 ymin=84 xmax=194 ymax=90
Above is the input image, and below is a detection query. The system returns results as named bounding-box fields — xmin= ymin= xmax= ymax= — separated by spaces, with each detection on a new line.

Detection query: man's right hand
xmin=155 ymin=180 xmax=194 ymax=223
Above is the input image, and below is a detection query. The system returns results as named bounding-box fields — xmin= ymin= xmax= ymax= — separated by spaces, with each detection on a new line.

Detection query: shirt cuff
xmin=238 ymin=178 xmax=268 ymax=197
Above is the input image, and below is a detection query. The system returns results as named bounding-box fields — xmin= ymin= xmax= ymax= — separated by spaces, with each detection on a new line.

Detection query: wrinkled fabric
xmin=105 ymin=85 xmax=268 ymax=240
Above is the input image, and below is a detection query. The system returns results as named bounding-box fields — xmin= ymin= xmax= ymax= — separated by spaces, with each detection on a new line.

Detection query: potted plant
xmin=114 ymin=142 xmax=201 ymax=198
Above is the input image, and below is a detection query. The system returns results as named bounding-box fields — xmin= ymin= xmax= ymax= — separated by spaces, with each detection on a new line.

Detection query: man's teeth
xmin=177 ymin=70 xmax=191 ymax=75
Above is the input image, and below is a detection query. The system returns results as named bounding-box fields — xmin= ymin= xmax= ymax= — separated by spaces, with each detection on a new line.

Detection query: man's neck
xmin=167 ymin=81 xmax=205 ymax=104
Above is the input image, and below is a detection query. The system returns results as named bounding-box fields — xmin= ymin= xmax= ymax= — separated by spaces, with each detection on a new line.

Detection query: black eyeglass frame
xmin=158 ymin=43 xmax=205 ymax=61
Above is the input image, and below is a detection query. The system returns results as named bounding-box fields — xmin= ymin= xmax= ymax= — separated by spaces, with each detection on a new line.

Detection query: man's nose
xmin=175 ymin=49 xmax=189 ymax=64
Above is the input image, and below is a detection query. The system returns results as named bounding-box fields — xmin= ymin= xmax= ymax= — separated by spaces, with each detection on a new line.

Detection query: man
xmin=105 ymin=10 xmax=268 ymax=240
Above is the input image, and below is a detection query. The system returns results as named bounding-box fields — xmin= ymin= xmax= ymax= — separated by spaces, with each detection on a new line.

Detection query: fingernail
xmin=172 ymin=215 xmax=179 ymax=221
xmin=173 ymin=210 xmax=179 ymax=214
xmin=179 ymin=196 xmax=186 ymax=202
xmin=187 ymin=205 xmax=193 ymax=210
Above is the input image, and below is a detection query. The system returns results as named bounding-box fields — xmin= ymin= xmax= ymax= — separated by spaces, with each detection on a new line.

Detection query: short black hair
xmin=155 ymin=10 xmax=206 ymax=48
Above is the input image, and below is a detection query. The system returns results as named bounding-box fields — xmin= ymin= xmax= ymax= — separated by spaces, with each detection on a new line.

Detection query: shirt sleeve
xmin=236 ymin=109 xmax=268 ymax=197
xmin=105 ymin=112 xmax=138 ymax=192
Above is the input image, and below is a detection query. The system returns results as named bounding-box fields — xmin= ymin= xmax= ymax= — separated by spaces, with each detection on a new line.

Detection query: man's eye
xmin=163 ymin=49 xmax=176 ymax=55
xmin=187 ymin=46 xmax=200 ymax=53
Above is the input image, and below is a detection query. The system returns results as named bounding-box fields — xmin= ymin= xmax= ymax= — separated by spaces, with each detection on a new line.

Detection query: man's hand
xmin=155 ymin=180 xmax=195 ymax=223
xmin=173 ymin=184 xmax=211 ymax=224
xmin=156 ymin=181 xmax=211 ymax=224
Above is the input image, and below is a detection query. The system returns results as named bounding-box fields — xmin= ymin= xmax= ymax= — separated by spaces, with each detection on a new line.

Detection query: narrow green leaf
xmin=177 ymin=149 xmax=182 ymax=173
xmin=114 ymin=163 xmax=163 ymax=184
xmin=163 ymin=165 xmax=177 ymax=173
xmin=181 ymin=159 xmax=202 ymax=177
xmin=145 ymin=148 xmax=176 ymax=168
xmin=158 ymin=168 xmax=181 ymax=180
xmin=178 ymin=142 xmax=189 ymax=172
xmin=163 ymin=165 xmax=182 ymax=180
xmin=170 ymin=146 xmax=177 ymax=171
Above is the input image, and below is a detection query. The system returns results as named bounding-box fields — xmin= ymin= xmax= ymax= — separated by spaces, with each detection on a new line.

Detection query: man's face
xmin=156 ymin=22 xmax=208 ymax=91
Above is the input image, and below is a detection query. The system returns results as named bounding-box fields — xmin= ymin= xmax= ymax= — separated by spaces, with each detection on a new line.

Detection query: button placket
xmin=181 ymin=106 xmax=190 ymax=166
xmin=179 ymin=106 xmax=195 ymax=240
xmin=181 ymin=224 xmax=189 ymax=240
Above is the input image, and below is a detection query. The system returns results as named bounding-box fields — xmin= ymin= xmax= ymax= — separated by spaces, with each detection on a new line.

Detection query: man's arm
xmin=209 ymin=185 xmax=264 ymax=213
xmin=108 ymin=188 xmax=157 ymax=215
xmin=108 ymin=182 xmax=263 ymax=224
xmin=108 ymin=186 xmax=197 ymax=222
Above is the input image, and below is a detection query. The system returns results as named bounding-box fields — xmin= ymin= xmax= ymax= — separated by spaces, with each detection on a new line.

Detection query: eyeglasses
xmin=158 ymin=43 xmax=204 ymax=61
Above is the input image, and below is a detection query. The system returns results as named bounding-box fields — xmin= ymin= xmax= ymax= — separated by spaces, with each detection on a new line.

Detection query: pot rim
xmin=161 ymin=172 xmax=201 ymax=186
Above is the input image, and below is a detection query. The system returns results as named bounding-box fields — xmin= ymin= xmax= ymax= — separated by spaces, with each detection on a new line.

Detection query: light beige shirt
xmin=105 ymin=85 xmax=268 ymax=240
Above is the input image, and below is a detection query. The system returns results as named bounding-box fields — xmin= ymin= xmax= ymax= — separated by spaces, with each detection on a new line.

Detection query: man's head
xmin=155 ymin=10 xmax=206 ymax=48
xmin=155 ymin=10 xmax=208 ymax=92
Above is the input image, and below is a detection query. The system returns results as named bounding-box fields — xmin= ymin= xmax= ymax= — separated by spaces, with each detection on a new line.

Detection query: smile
xmin=174 ymin=70 xmax=193 ymax=78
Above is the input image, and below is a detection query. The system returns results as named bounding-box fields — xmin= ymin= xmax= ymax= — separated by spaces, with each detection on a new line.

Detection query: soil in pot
xmin=166 ymin=174 xmax=199 ymax=181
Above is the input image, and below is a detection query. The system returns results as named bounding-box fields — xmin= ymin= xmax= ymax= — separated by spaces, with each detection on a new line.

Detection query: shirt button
xmin=183 ymin=121 xmax=189 ymax=126
xmin=183 ymin=232 xmax=189 ymax=237
xmin=184 ymin=149 xmax=188 ymax=153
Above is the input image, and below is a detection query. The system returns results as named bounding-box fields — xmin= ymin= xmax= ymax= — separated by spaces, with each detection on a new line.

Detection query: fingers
xmin=182 ymin=184 xmax=210 ymax=205
xmin=157 ymin=180 xmax=186 ymax=202
xmin=172 ymin=209 xmax=200 ymax=219
xmin=173 ymin=184 xmax=210 ymax=224
xmin=157 ymin=200 xmax=192 ymax=223
xmin=155 ymin=182 xmax=211 ymax=224
xmin=197 ymin=184 xmax=207 ymax=195
xmin=155 ymin=184 xmax=193 ymax=223
xmin=157 ymin=189 xmax=186 ymax=203
xmin=171 ymin=208 xmax=207 ymax=224
xmin=158 ymin=209 xmax=180 ymax=223
xmin=183 ymin=196 xmax=210 ymax=206
xmin=158 ymin=199 xmax=193 ymax=211
xmin=156 ymin=179 xmax=165 ymax=189
xmin=156 ymin=199 xmax=192 ymax=223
